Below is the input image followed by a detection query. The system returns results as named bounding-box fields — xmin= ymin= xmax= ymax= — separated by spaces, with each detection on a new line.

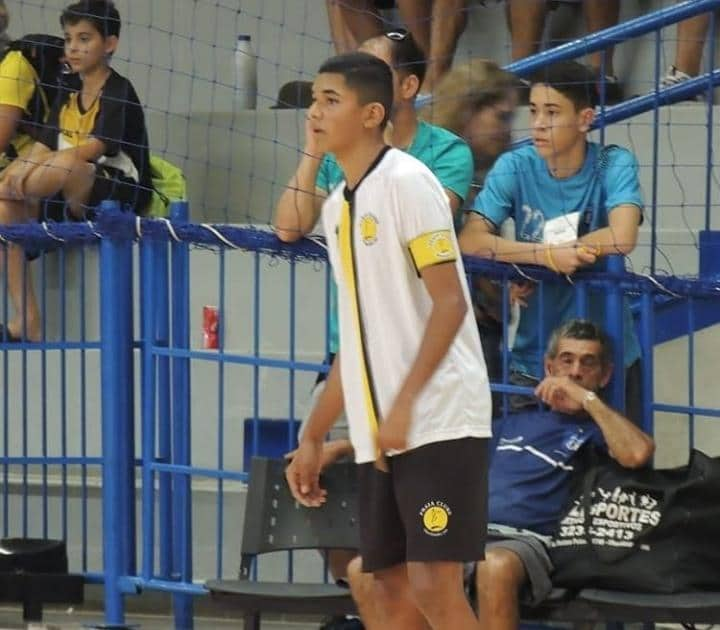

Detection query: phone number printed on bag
xmin=554 ymin=485 xmax=662 ymax=550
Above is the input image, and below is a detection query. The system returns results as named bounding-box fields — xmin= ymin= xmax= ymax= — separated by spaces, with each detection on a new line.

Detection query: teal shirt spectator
xmin=318 ymin=120 xmax=474 ymax=353
xmin=471 ymin=142 xmax=643 ymax=377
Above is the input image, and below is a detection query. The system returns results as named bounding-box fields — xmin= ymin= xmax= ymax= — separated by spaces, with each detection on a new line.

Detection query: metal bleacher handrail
xmin=505 ymin=0 xmax=720 ymax=77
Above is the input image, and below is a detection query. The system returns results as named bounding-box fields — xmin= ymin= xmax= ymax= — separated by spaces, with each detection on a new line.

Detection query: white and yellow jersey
xmin=322 ymin=147 xmax=492 ymax=464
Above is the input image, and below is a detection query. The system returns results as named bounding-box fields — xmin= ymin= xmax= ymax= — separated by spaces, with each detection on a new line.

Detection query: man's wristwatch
xmin=582 ymin=390 xmax=598 ymax=410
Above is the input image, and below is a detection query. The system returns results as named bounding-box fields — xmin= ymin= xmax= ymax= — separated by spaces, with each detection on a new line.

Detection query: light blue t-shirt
xmin=318 ymin=120 xmax=474 ymax=353
xmin=472 ymin=142 xmax=643 ymax=376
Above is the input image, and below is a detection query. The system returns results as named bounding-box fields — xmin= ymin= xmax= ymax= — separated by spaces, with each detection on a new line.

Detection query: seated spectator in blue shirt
xmin=474 ymin=319 xmax=654 ymax=630
xmin=459 ymin=60 xmax=644 ymax=422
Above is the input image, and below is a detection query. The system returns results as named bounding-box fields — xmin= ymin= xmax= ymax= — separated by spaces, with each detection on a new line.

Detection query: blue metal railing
xmin=0 ymin=206 xmax=713 ymax=628
xmin=505 ymin=0 xmax=720 ymax=77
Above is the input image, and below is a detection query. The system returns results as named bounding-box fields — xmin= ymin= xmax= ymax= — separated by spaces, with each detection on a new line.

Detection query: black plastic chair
xmin=521 ymin=588 xmax=720 ymax=624
xmin=0 ymin=538 xmax=84 ymax=621
xmin=206 ymin=456 xmax=360 ymax=630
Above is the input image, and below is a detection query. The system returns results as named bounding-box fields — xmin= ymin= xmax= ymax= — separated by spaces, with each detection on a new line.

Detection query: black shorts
xmin=358 ymin=437 xmax=488 ymax=573
xmin=40 ymin=165 xmax=151 ymax=222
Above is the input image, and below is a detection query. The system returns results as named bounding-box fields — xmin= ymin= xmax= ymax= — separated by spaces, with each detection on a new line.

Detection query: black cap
xmin=270 ymin=80 xmax=313 ymax=109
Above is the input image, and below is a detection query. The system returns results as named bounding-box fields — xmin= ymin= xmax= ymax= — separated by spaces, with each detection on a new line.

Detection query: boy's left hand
xmin=377 ymin=397 xmax=412 ymax=452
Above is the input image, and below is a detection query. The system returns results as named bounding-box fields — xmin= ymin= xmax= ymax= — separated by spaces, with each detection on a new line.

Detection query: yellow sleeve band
xmin=408 ymin=229 xmax=458 ymax=273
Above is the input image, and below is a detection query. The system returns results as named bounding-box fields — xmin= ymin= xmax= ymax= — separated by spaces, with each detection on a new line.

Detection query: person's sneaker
xmin=659 ymin=65 xmax=704 ymax=101
xmin=660 ymin=65 xmax=693 ymax=89
xmin=319 ymin=615 xmax=365 ymax=630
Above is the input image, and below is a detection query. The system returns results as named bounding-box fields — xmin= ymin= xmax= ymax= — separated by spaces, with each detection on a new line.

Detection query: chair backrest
xmin=239 ymin=457 xmax=359 ymax=579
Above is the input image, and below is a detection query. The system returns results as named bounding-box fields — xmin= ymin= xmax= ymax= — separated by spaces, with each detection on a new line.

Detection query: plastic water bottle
xmin=234 ymin=34 xmax=257 ymax=109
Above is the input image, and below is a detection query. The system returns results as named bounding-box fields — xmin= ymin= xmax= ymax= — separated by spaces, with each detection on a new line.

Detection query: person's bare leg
xmin=506 ymin=0 xmax=548 ymax=61
xmin=406 ymin=560 xmax=479 ymax=629
xmin=475 ymin=548 xmax=527 ymax=630
xmin=674 ymin=12 xmax=712 ymax=76
xmin=398 ymin=0 xmax=470 ymax=92
xmin=347 ymin=557 xmax=430 ymax=630
xmin=396 ymin=0 xmax=432 ymax=54
xmin=23 ymin=152 xmax=94 ymax=218
xmin=0 ymin=198 xmax=41 ymax=341
xmin=583 ymin=0 xmax=620 ymax=76
xmin=426 ymin=0 xmax=469 ymax=92
xmin=326 ymin=0 xmax=384 ymax=54
xmin=0 ymin=153 xmax=95 ymax=340
xmin=347 ymin=557 xmax=384 ymax=629
xmin=6 ymin=244 xmax=40 ymax=340
xmin=327 ymin=548 xmax=357 ymax=582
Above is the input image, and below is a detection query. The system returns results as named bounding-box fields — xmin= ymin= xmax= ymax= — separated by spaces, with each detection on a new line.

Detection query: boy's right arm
xmin=459 ymin=213 xmax=597 ymax=274
xmin=273 ymin=118 xmax=328 ymax=242
xmin=285 ymin=354 xmax=345 ymax=506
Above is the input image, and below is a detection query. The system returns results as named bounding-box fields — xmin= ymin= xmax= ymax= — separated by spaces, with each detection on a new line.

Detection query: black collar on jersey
xmin=343 ymin=145 xmax=391 ymax=200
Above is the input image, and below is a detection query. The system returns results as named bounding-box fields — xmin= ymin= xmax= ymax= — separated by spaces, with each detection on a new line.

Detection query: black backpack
xmin=3 ymin=34 xmax=72 ymax=142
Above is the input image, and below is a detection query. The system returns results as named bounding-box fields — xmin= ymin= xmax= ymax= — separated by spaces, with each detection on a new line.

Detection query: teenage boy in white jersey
xmin=285 ymin=52 xmax=491 ymax=630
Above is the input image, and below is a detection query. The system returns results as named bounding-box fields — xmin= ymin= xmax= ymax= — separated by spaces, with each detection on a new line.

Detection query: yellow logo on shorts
xmin=359 ymin=213 xmax=379 ymax=245
xmin=420 ymin=500 xmax=451 ymax=536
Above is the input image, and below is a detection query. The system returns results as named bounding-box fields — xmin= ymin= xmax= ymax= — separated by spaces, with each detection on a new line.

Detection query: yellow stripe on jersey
xmin=58 ymin=92 xmax=101 ymax=149
xmin=338 ymin=198 xmax=381 ymax=453
xmin=408 ymin=229 xmax=457 ymax=273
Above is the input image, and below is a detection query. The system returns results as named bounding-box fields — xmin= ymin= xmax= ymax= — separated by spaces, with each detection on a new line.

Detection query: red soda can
xmin=203 ymin=305 xmax=219 ymax=349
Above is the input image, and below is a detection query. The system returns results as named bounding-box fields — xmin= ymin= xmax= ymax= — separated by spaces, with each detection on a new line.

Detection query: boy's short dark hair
xmin=61 ymin=0 xmax=121 ymax=39
xmin=318 ymin=52 xmax=394 ymax=128
xmin=529 ymin=60 xmax=598 ymax=110
xmin=384 ymin=28 xmax=427 ymax=89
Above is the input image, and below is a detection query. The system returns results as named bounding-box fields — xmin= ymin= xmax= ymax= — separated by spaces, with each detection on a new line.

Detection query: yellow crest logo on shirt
xmin=428 ymin=231 xmax=453 ymax=259
xmin=359 ymin=213 xmax=379 ymax=245
xmin=420 ymin=500 xmax=451 ymax=536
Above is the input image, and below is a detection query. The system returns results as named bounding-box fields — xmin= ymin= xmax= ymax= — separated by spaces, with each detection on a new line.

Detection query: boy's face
xmin=529 ymin=83 xmax=593 ymax=160
xmin=308 ymin=72 xmax=382 ymax=155
xmin=64 ymin=19 xmax=118 ymax=74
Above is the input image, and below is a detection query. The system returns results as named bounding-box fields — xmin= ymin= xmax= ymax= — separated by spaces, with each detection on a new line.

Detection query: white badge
xmin=543 ymin=211 xmax=580 ymax=245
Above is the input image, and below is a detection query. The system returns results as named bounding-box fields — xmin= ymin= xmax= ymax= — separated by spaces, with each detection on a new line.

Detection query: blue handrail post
xmin=604 ymin=255 xmax=625 ymax=413
xmin=99 ymin=200 xmax=135 ymax=626
xmin=139 ymin=233 xmax=157 ymax=582
xmin=170 ymin=201 xmax=194 ymax=629
xmin=640 ymin=291 xmax=655 ymax=440
xmin=153 ymin=237 xmax=173 ymax=579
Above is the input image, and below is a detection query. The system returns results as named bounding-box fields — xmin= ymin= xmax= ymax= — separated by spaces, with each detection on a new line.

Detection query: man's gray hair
xmin=545 ymin=319 xmax=613 ymax=367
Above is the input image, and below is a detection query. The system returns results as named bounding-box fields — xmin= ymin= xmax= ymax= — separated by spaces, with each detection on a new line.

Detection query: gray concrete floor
xmin=0 ymin=606 xmax=325 ymax=630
